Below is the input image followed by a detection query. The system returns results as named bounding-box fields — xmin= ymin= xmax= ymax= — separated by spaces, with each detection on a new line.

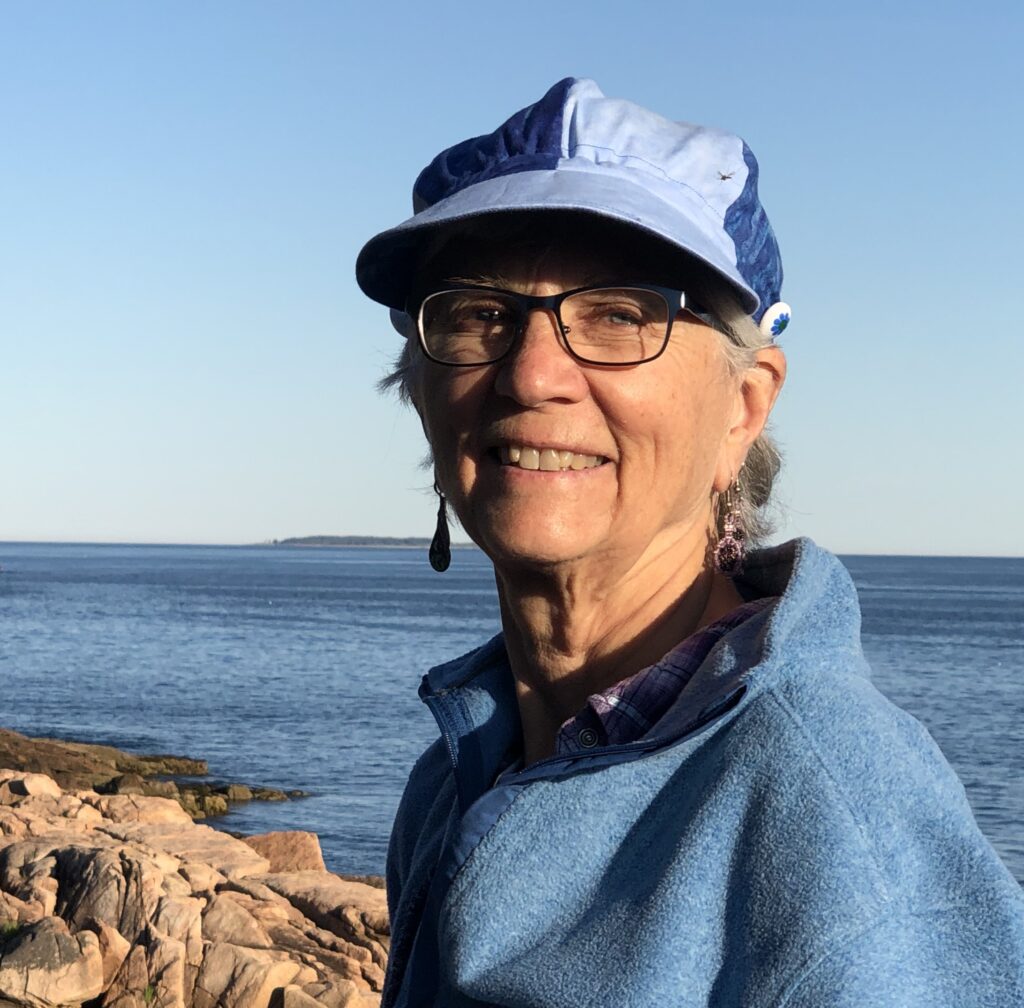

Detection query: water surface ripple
xmin=0 ymin=543 xmax=1020 ymax=884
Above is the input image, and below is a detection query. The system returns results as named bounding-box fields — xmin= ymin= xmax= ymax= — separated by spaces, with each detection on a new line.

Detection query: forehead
xmin=411 ymin=213 xmax=697 ymax=297
xmin=436 ymin=246 xmax=626 ymax=294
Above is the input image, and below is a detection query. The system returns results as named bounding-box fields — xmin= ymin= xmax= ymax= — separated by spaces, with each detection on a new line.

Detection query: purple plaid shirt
xmin=555 ymin=597 xmax=776 ymax=755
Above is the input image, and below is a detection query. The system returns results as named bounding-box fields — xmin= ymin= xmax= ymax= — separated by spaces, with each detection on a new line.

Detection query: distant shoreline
xmin=272 ymin=535 xmax=476 ymax=549
xmin=1 ymin=540 xmax=1021 ymax=559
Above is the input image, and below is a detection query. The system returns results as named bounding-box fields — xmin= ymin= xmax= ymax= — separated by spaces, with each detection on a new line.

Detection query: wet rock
xmin=200 ymin=794 xmax=229 ymax=817
xmin=0 ymin=729 xmax=206 ymax=792
xmin=177 ymin=792 xmax=204 ymax=819
xmin=243 ymin=832 xmax=327 ymax=873
xmin=252 ymin=788 xmax=289 ymax=803
xmin=0 ymin=729 xmax=293 ymax=822
xmin=142 ymin=779 xmax=180 ymax=800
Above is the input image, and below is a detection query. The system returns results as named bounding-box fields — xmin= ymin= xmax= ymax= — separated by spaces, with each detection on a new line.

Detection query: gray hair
xmin=693 ymin=286 xmax=783 ymax=545
xmin=377 ymin=218 xmax=783 ymax=546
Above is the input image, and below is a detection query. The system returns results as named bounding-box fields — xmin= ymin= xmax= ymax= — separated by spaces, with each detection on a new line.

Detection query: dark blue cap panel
xmin=412 ymin=78 xmax=576 ymax=210
xmin=723 ymin=143 xmax=783 ymax=319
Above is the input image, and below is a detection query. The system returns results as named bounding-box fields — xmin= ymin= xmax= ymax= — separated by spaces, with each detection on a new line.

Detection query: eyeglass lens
xmin=420 ymin=287 xmax=671 ymax=365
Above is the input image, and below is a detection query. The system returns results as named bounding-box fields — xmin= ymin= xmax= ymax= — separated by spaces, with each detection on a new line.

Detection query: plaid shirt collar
xmin=554 ymin=597 xmax=777 ymax=756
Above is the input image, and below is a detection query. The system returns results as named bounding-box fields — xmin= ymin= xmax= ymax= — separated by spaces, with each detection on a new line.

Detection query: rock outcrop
xmin=242 ymin=833 xmax=326 ymax=874
xmin=0 ymin=769 xmax=386 ymax=1008
xmin=0 ymin=730 xmax=308 ymax=824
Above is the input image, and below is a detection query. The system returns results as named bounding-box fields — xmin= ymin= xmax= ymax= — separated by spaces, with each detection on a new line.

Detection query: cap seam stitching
xmin=568 ymin=143 xmax=729 ymax=223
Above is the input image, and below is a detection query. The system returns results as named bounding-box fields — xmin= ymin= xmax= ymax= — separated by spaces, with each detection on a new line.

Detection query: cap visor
xmin=356 ymin=166 xmax=758 ymax=315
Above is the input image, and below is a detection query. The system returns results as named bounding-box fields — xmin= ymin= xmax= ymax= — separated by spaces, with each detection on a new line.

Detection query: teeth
xmin=497 ymin=444 xmax=605 ymax=471
xmin=519 ymin=447 xmax=540 ymax=470
xmin=539 ymin=449 xmax=561 ymax=471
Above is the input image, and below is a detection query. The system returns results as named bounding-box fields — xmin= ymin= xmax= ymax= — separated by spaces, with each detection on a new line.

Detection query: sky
xmin=2 ymin=1 xmax=1021 ymax=556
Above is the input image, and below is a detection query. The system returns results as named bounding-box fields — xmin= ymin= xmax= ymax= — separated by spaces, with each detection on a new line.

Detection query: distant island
xmin=272 ymin=535 xmax=475 ymax=548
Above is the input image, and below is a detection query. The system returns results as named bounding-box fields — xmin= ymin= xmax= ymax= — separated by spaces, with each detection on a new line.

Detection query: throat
xmin=499 ymin=559 xmax=736 ymax=764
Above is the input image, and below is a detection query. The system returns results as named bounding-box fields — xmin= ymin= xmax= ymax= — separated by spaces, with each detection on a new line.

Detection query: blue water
xmin=0 ymin=543 xmax=1021 ymax=885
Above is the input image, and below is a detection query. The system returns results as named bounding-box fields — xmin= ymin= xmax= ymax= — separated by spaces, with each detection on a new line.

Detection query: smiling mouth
xmin=491 ymin=444 xmax=609 ymax=472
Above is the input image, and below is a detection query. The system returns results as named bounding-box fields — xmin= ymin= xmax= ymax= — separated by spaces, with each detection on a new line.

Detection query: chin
xmin=469 ymin=513 xmax=603 ymax=570
xmin=457 ymin=462 xmax=615 ymax=554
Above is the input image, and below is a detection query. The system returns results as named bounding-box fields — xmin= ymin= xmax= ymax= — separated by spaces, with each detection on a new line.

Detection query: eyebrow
xmin=442 ymin=272 xmax=621 ymax=291
xmin=444 ymin=273 xmax=512 ymax=288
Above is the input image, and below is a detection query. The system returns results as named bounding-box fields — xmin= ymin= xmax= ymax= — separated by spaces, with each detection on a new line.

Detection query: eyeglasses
xmin=414 ymin=283 xmax=706 ymax=367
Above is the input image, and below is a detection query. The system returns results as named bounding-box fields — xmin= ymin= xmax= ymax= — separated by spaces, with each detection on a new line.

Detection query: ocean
xmin=0 ymin=542 xmax=1021 ymax=885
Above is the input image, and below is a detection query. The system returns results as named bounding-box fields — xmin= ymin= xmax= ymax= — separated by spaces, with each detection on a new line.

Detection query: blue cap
xmin=356 ymin=78 xmax=784 ymax=323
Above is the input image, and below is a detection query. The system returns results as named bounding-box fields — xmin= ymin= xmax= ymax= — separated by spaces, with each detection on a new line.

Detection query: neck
xmin=496 ymin=526 xmax=745 ymax=765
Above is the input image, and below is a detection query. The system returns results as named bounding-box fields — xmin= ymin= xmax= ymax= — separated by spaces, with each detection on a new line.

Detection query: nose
xmin=492 ymin=308 xmax=589 ymax=407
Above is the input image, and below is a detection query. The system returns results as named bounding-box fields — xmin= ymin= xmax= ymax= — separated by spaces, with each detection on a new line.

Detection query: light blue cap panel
xmin=357 ymin=78 xmax=784 ymax=323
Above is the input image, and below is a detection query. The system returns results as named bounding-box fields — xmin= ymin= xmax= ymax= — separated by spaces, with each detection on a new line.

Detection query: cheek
xmin=609 ymin=361 xmax=736 ymax=488
xmin=415 ymin=368 xmax=491 ymax=475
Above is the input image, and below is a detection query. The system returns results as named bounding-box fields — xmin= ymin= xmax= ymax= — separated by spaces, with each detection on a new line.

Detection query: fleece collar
xmin=419 ymin=538 xmax=865 ymax=811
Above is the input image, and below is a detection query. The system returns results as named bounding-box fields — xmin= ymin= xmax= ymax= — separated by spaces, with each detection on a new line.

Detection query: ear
xmin=714 ymin=345 xmax=786 ymax=492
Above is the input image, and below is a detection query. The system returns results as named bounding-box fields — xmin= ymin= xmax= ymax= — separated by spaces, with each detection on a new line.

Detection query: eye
xmin=578 ymin=299 xmax=650 ymax=329
xmin=606 ymin=307 xmax=644 ymax=327
xmin=473 ymin=306 xmax=511 ymax=323
xmin=437 ymin=296 xmax=516 ymax=331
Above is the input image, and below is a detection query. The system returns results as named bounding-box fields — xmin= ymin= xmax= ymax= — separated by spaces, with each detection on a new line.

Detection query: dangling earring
xmin=714 ymin=477 xmax=745 ymax=575
xmin=428 ymin=482 xmax=451 ymax=573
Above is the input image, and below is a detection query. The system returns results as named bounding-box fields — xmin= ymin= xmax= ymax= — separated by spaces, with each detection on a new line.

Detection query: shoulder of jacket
xmin=386 ymin=738 xmax=458 ymax=905
xmin=398 ymin=737 xmax=454 ymax=814
xmin=774 ymin=894 xmax=1024 ymax=1008
xmin=738 ymin=662 xmax=994 ymax=897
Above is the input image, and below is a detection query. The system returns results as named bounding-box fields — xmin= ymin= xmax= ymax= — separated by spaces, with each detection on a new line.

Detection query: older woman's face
xmin=410 ymin=236 xmax=761 ymax=572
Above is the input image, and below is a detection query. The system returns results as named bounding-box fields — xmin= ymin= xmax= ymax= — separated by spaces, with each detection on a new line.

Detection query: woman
xmin=356 ymin=79 xmax=1024 ymax=1007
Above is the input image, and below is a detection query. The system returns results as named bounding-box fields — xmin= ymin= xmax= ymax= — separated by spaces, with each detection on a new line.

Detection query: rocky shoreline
xmin=0 ymin=732 xmax=388 ymax=1007
xmin=0 ymin=729 xmax=310 ymax=822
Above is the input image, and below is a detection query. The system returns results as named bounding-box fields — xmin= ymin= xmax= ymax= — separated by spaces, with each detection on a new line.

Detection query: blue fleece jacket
xmin=384 ymin=539 xmax=1024 ymax=1007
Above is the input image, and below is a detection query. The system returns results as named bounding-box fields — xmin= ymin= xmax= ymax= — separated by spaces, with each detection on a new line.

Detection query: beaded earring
xmin=714 ymin=478 xmax=745 ymax=575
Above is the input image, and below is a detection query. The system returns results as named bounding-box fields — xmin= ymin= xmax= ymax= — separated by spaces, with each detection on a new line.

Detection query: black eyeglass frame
xmin=411 ymin=283 xmax=709 ymax=367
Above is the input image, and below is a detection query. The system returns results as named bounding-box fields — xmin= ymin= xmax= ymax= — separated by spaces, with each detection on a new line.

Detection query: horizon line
xmin=0 ymin=538 xmax=1021 ymax=561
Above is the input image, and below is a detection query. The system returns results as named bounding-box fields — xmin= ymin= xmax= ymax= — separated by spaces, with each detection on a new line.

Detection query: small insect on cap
xmin=356 ymin=78 xmax=790 ymax=335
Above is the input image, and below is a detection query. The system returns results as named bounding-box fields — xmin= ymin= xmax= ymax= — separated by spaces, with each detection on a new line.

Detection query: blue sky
xmin=2 ymin=2 xmax=1021 ymax=555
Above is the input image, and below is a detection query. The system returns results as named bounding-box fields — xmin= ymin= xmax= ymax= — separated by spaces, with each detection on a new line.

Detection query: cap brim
xmin=356 ymin=167 xmax=759 ymax=316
